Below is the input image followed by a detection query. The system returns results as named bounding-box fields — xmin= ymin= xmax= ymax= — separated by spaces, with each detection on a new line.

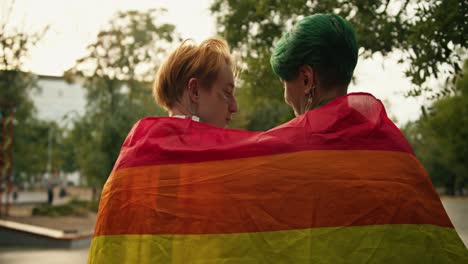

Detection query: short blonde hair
xmin=153 ymin=37 xmax=234 ymax=111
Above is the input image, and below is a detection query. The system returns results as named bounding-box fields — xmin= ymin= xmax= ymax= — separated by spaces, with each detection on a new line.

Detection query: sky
xmin=2 ymin=0 xmax=433 ymax=126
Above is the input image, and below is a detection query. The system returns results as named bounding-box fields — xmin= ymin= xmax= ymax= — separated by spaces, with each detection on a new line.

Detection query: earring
xmin=307 ymin=92 xmax=313 ymax=103
xmin=305 ymin=84 xmax=316 ymax=111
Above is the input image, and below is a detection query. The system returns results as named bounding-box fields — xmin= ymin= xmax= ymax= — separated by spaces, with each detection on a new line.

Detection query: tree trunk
xmin=0 ymin=107 xmax=13 ymax=216
xmin=0 ymin=110 xmax=4 ymax=216
xmin=4 ymin=108 xmax=13 ymax=216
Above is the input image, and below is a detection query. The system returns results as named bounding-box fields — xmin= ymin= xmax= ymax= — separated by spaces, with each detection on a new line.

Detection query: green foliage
xmin=1 ymin=4 xmax=49 ymax=187
xmin=213 ymin=0 xmax=466 ymax=88
xmin=0 ymin=71 xmax=39 ymax=186
xmin=12 ymin=118 xmax=49 ymax=182
xmin=65 ymin=9 xmax=177 ymax=188
xmin=12 ymin=119 xmax=76 ymax=185
xmin=0 ymin=2 xmax=47 ymax=116
xmin=402 ymin=60 xmax=468 ymax=195
xmin=0 ymin=71 xmax=37 ymax=116
xmin=211 ymin=0 xmax=467 ymax=129
xmin=231 ymin=53 xmax=294 ymax=130
xmin=32 ymin=199 xmax=99 ymax=217
xmin=68 ymin=8 xmax=178 ymax=83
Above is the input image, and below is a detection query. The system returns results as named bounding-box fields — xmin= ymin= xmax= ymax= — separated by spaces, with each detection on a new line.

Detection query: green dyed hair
xmin=271 ymin=13 xmax=358 ymax=87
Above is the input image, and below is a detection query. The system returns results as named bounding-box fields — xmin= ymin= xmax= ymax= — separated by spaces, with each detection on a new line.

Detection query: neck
xmin=169 ymin=108 xmax=189 ymax=117
xmin=169 ymin=95 xmax=197 ymax=117
xmin=311 ymin=86 xmax=347 ymax=109
xmin=169 ymin=103 xmax=193 ymax=117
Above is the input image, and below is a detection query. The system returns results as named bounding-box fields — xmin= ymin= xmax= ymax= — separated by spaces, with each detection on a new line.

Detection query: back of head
xmin=153 ymin=38 xmax=233 ymax=111
xmin=271 ymin=14 xmax=358 ymax=88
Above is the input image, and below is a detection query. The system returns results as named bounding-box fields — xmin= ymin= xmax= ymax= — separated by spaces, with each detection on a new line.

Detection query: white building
xmin=31 ymin=75 xmax=87 ymax=186
xmin=32 ymin=75 xmax=86 ymax=124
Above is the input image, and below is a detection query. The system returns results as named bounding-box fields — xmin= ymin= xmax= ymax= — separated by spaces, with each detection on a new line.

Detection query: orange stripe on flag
xmin=94 ymin=150 xmax=452 ymax=236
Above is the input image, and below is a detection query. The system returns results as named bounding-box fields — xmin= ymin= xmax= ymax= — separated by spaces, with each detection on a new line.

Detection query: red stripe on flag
xmin=113 ymin=93 xmax=413 ymax=170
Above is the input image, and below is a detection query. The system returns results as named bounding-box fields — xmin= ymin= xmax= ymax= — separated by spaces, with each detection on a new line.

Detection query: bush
xmin=32 ymin=199 xmax=99 ymax=217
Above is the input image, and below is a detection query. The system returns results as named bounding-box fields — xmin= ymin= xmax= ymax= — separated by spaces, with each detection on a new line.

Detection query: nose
xmin=229 ymin=97 xmax=238 ymax=113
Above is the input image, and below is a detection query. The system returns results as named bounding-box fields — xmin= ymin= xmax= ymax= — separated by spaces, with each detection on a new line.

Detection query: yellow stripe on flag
xmin=88 ymin=224 xmax=467 ymax=264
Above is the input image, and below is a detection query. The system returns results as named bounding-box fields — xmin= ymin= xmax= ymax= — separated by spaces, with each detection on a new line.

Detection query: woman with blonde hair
xmin=154 ymin=37 xmax=238 ymax=127
xmin=88 ymin=37 xmax=240 ymax=263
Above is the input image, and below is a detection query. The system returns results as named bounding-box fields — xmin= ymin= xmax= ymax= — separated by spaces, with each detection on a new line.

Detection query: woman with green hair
xmin=265 ymin=13 xmax=468 ymax=262
xmin=271 ymin=13 xmax=358 ymax=115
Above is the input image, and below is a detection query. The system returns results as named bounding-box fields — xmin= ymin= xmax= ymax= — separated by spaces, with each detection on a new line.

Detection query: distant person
xmin=11 ymin=184 xmax=18 ymax=204
xmin=59 ymin=185 xmax=68 ymax=198
xmin=47 ymin=183 xmax=54 ymax=205
xmin=91 ymin=186 xmax=97 ymax=201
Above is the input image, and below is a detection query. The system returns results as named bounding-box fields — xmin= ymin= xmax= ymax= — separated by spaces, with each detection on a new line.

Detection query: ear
xmin=300 ymin=65 xmax=314 ymax=94
xmin=187 ymin=78 xmax=199 ymax=103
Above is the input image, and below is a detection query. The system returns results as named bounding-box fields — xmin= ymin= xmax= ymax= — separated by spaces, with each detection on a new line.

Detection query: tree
xmin=230 ymin=53 xmax=294 ymax=130
xmin=0 ymin=0 xmax=48 ymax=215
xmin=402 ymin=60 xmax=468 ymax=195
xmin=211 ymin=0 xmax=466 ymax=129
xmin=66 ymin=9 xmax=178 ymax=192
xmin=12 ymin=119 xmax=61 ymax=186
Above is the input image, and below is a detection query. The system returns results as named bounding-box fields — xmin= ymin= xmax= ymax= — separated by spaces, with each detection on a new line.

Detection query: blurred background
xmin=0 ymin=0 xmax=466 ymax=263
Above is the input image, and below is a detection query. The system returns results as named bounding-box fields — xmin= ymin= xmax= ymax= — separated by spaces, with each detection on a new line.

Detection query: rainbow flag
xmin=88 ymin=93 xmax=467 ymax=263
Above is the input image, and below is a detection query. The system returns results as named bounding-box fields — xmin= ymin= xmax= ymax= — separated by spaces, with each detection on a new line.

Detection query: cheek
xmin=214 ymin=91 xmax=229 ymax=109
xmin=202 ymin=90 xmax=226 ymax=113
xmin=287 ymin=82 xmax=303 ymax=102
